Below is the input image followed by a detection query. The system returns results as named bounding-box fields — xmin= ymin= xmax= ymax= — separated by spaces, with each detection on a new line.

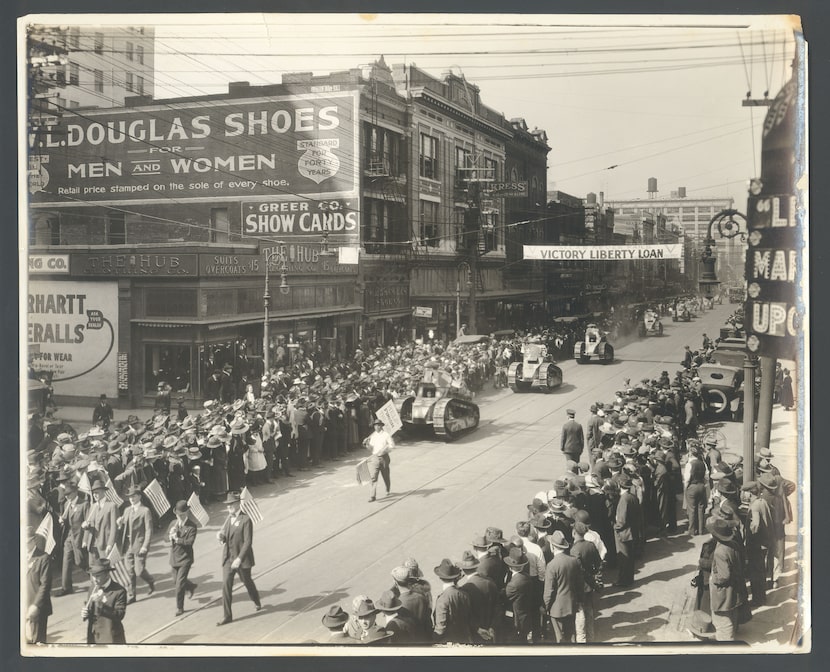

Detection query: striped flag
xmin=106 ymin=546 xmax=132 ymax=589
xmin=186 ymin=492 xmax=209 ymax=528
xmin=77 ymin=471 xmax=91 ymax=495
xmin=104 ymin=476 xmax=123 ymax=507
xmin=143 ymin=479 xmax=171 ymax=517
xmin=35 ymin=512 xmax=56 ymax=555
xmin=240 ymin=487 xmax=263 ymax=525
xmin=355 ymin=458 xmax=370 ymax=485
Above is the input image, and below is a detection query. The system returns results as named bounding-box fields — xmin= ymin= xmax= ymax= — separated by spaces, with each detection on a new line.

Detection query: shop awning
xmin=411 ymin=289 xmax=544 ymax=302
xmin=207 ymin=305 xmax=364 ymax=330
xmin=365 ymin=309 xmax=413 ymax=320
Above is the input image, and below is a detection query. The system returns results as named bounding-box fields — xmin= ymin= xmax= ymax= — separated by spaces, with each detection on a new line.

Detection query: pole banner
xmin=523 ymin=244 xmax=682 ymax=261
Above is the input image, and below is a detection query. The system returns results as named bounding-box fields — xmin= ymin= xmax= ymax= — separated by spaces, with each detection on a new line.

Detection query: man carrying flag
xmin=57 ymin=479 xmax=89 ymax=596
xmin=216 ymin=491 xmax=262 ymax=626
xmin=240 ymin=487 xmax=263 ymax=524
xmin=168 ymin=500 xmax=198 ymax=616
xmin=187 ymin=491 xmax=210 ymax=528
xmin=116 ymin=485 xmax=156 ymax=604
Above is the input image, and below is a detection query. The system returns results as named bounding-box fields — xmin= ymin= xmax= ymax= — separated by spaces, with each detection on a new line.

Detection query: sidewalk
xmin=657 ymin=370 xmax=804 ymax=648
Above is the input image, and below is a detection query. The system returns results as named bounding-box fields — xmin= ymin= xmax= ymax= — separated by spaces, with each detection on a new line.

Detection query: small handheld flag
xmin=35 ymin=512 xmax=56 ymax=555
xmin=143 ymin=479 xmax=171 ymax=517
xmin=240 ymin=487 xmax=263 ymax=524
xmin=186 ymin=492 xmax=210 ymax=527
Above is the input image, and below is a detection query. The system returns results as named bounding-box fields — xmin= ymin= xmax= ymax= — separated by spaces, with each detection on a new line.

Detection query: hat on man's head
xmin=88 ymin=559 xmax=114 ymax=576
xmin=707 ymin=517 xmax=736 ymax=543
xmin=458 ymin=549 xmax=480 ymax=570
xmin=224 ymin=491 xmax=241 ymax=504
xmin=485 ymin=527 xmax=508 ymax=546
xmin=566 ymin=408 xmax=576 ymax=417
xmin=372 ymin=418 xmax=384 ymax=427
xmin=758 ymin=473 xmax=778 ymax=490
xmin=404 ymin=557 xmax=424 ymax=578
xmin=391 ymin=566 xmax=410 ymax=585
xmin=433 ymin=558 xmax=462 ymax=581
xmin=504 ymin=546 xmax=529 ymax=569
xmin=321 ymin=605 xmax=349 ymax=628
xmin=90 ymin=480 xmax=107 ymax=492
xmin=471 ymin=534 xmax=490 ymax=551
xmin=530 ymin=513 xmax=551 ymax=530
xmin=125 ymin=485 xmax=142 ymax=497
xmin=174 ymin=500 xmax=190 ymax=514
xmin=354 ymin=598 xmax=379 ymax=618
xmin=548 ymin=530 xmax=570 ymax=550
xmin=527 ymin=497 xmax=548 ymax=514
xmin=375 ymin=590 xmax=403 ymax=613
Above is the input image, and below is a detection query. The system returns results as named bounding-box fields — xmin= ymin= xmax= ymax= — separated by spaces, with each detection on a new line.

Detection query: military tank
xmin=574 ymin=324 xmax=614 ymax=364
xmin=393 ymin=364 xmax=480 ymax=441
xmin=640 ymin=309 xmax=665 ymax=336
xmin=507 ymin=342 xmax=563 ymax=393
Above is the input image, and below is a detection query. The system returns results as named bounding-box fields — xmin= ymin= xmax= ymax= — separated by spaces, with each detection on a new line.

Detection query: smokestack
xmin=599 ymin=191 xmax=604 ymax=207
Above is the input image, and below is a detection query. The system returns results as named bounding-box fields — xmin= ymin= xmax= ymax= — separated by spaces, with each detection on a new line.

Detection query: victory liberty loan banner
xmin=523 ymin=244 xmax=683 ymax=261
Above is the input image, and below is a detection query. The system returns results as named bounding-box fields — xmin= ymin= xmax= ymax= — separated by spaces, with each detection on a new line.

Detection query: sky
xmin=36 ymin=13 xmax=803 ymax=204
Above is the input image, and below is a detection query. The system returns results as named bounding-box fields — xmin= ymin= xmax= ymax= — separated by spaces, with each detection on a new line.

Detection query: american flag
xmin=106 ymin=547 xmax=132 ymax=589
xmin=143 ymin=479 xmax=171 ymax=517
xmin=240 ymin=487 xmax=263 ymax=525
xmin=104 ymin=476 xmax=123 ymax=507
xmin=186 ymin=492 xmax=209 ymax=527
xmin=355 ymin=458 xmax=370 ymax=485
xmin=35 ymin=512 xmax=56 ymax=555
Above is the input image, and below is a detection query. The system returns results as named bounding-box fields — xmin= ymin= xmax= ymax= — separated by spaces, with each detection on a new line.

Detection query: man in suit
xmin=586 ymin=404 xmax=603 ymax=460
xmin=708 ymin=518 xmax=747 ymax=641
xmin=390 ymin=565 xmax=432 ymax=643
xmin=82 ymin=480 xmax=118 ymax=562
xmin=116 ymin=485 xmax=156 ymax=604
xmin=561 ymin=409 xmax=585 ymax=464
xmin=458 ymin=550 xmax=499 ymax=643
xmin=168 ymin=500 xmax=198 ymax=616
xmin=571 ymin=521 xmax=602 ymax=643
xmin=432 ymin=558 xmax=474 ymax=644
xmin=82 ymin=559 xmax=128 ymax=644
xmin=92 ymin=394 xmax=114 ymax=430
xmin=56 ymin=480 xmax=88 ymax=596
xmin=543 ymin=530 xmax=584 ymax=643
xmin=217 ymin=491 xmax=262 ymax=625
xmin=26 ymin=528 xmax=53 ymax=644
xmin=376 ymin=589 xmax=420 ymax=644
xmin=613 ymin=475 xmax=642 ymax=587
xmin=504 ymin=547 xmax=538 ymax=644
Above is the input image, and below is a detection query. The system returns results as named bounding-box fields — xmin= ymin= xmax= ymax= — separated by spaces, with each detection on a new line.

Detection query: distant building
xmin=28 ymin=23 xmax=155 ymax=112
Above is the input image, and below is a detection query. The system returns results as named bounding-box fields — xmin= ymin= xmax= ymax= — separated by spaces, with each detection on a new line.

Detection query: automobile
xmin=697 ymin=362 xmax=758 ymax=421
xmin=574 ymin=324 xmax=615 ymax=364
xmin=673 ymin=301 xmax=691 ymax=322
xmin=508 ymin=341 xmax=563 ymax=392
xmin=393 ymin=362 xmax=480 ymax=441
xmin=639 ymin=309 xmax=664 ymax=336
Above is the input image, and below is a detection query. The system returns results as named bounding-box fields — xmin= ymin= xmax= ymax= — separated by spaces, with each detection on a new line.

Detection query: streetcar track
xmin=140 ymin=323 xmax=700 ymax=643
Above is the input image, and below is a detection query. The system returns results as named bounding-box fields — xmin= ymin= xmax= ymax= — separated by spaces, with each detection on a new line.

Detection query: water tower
xmin=647 ymin=177 xmax=658 ymax=198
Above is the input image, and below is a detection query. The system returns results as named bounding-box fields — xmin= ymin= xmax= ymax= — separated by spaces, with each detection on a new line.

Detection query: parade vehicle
xmin=574 ymin=324 xmax=615 ymax=364
xmin=728 ymin=286 xmax=745 ymax=304
xmin=673 ymin=301 xmax=691 ymax=322
xmin=507 ymin=341 xmax=564 ymax=392
xmin=697 ymin=362 xmax=758 ymax=422
xmin=394 ymin=362 xmax=480 ymax=441
xmin=639 ymin=309 xmax=664 ymax=336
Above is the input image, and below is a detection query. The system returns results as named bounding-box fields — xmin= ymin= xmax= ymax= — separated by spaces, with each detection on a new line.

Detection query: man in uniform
xmin=561 ymin=409 xmax=585 ymax=465
xmin=216 ymin=492 xmax=262 ymax=625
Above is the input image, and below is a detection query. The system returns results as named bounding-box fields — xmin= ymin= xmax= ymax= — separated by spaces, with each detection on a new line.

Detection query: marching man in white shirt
xmin=363 ymin=418 xmax=394 ymax=503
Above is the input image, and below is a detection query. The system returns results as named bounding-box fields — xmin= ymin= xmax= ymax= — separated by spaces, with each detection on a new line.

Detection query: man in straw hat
xmin=707 ymin=517 xmax=747 ymax=641
xmin=116 ymin=485 xmax=156 ymax=604
xmin=432 ymin=558 xmax=474 ymax=644
xmin=216 ymin=491 xmax=262 ymax=626
xmin=363 ymin=418 xmax=394 ymax=502
xmin=82 ymin=558 xmax=128 ymax=644
xmin=543 ymin=530 xmax=583 ymax=643
xmin=168 ymin=500 xmax=198 ymax=616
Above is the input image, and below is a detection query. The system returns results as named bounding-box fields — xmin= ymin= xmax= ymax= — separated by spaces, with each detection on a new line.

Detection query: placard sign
xmin=376 ymin=400 xmax=403 ymax=435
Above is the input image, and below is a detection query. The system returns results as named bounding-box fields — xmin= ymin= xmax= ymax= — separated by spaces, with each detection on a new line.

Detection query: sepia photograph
xmin=19 ymin=11 xmax=808 ymax=655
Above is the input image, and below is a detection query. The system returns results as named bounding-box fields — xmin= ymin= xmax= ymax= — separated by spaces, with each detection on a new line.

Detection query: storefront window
xmin=146 ymin=288 xmax=197 ymax=317
xmin=145 ymin=344 xmax=191 ymax=394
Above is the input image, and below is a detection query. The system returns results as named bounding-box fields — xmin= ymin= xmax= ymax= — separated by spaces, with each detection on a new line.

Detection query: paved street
xmin=41 ymin=304 xmax=800 ymax=649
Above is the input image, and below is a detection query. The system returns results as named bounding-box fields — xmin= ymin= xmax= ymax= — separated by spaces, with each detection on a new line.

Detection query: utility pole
xmin=465 ymin=180 xmax=480 ymax=333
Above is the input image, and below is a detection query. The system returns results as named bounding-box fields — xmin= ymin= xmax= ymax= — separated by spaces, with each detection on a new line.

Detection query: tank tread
xmin=433 ymin=397 xmax=480 ymax=440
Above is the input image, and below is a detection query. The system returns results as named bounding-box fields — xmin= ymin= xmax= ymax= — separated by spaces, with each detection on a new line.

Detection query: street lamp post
xmin=262 ymin=242 xmax=288 ymax=374
xmin=698 ymin=209 xmax=757 ymax=480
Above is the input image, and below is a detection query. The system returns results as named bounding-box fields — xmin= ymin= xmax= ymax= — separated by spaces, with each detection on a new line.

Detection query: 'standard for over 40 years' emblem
xmin=297 ymin=138 xmax=340 ymax=184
